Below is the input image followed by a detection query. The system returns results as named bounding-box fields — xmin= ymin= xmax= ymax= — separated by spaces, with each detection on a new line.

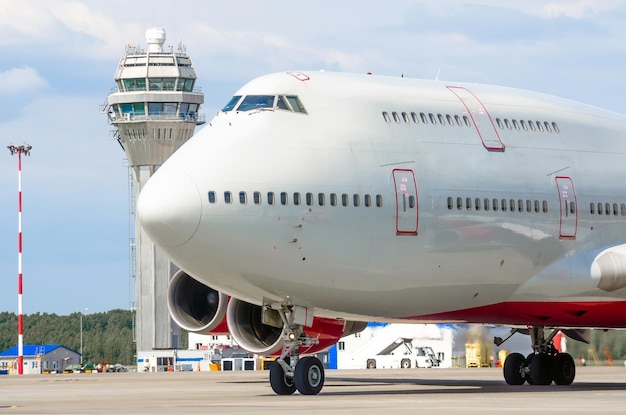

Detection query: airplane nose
xmin=136 ymin=167 xmax=202 ymax=248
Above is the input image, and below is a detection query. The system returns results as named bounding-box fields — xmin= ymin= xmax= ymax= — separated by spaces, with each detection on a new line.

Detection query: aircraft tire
xmin=552 ymin=353 xmax=575 ymax=385
xmin=530 ymin=353 xmax=553 ymax=385
xmin=269 ymin=358 xmax=296 ymax=395
xmin=525 ymin=354 xmax=535 ymax=385
xmin=294 ymin=356 xmax=325 ymax=395
xmin=401 ymin=359 xmax=411 ymax=369
xmin=366 ymin=359 xmax=376 ymax=369
xmin=503 ymin=352 xmax=526 ymax=385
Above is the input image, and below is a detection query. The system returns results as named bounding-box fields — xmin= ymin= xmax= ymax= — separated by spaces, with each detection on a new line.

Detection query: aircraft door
xmin=447 ymin=86 xmax=504 ymax=151
xmin=555 ymin=176 xmax=577 ymax=239
xmin=393 ymin=169 xmax=418 ymax=235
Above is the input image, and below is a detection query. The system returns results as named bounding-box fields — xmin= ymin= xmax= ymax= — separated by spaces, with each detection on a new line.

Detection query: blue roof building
xmin=0 ymin=344 xmax=80 ymax=375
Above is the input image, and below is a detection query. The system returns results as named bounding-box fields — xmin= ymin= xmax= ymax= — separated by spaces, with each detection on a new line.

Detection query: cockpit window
xmin=237 ymin=95 xmax=275 ymax=111
xmin=222 ymin=96 xmax=241 ymax=112
xmin=286 ymin=96 xmax=307 ymax=113
xmin=276 ymin=96 xmax=290 ymax=110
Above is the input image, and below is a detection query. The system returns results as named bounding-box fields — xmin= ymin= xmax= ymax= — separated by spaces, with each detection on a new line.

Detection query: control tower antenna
xmin=101 ymin=28 xmax=204 ymax=356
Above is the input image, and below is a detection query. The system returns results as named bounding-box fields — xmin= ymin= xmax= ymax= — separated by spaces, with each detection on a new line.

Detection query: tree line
xmin=0 ymin=310 xmax=135 ymax=365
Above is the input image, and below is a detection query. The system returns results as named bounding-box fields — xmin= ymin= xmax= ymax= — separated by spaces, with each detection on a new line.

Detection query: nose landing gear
xmin=267 ymin=305 xmax=325 ymax=395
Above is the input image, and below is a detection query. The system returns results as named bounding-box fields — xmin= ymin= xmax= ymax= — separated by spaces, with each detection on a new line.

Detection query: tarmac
xmin=1 ymin=367 xmax=626 ymax=414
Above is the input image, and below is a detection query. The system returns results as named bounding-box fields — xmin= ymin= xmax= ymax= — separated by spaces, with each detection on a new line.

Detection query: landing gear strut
xmin=501 ymin=327 xmax=576 ymax=386
xmin=268 ymin=305 xmax=325 ymax=395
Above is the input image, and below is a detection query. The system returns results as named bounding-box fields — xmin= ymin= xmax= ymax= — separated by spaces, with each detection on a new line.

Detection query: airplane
xmin=136 ymin=70 xmax=626 ymax=395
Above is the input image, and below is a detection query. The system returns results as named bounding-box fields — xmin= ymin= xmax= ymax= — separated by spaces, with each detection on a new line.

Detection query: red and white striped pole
xmin=7 ymin=143 xmax=32 ymax=375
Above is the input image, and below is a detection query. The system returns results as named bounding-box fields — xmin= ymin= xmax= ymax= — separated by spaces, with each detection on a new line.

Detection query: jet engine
xmin=226 ymin=297 xmax=367 ymax=355
xmin=167 ymin=270 xmax=229 ymax=334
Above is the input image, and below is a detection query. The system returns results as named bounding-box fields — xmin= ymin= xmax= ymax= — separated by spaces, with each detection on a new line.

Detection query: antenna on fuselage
xmin=435 ymin=68 xmax=441 ymax=81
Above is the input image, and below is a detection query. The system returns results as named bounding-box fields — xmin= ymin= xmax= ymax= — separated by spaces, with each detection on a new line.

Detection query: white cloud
xmin=534 ymin=0 xmax=620 ymax=19
xmin=0 ymin=66 xmax=48 ymax=95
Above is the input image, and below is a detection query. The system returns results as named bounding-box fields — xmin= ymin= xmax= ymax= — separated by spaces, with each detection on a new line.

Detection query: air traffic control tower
xmin=101 ymin=28 xmax=204 ymax=353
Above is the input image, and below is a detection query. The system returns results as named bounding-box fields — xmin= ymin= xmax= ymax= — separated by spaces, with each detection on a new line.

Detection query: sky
xmin=1 ymin=0 xmax=626 ymax=316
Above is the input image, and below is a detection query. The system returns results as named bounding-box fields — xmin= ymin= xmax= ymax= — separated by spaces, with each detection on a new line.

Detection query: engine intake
xmin=226 ymin=298 xmax=367 ymax=355
xmin=167 ymin=270 xmax=228 ymax=334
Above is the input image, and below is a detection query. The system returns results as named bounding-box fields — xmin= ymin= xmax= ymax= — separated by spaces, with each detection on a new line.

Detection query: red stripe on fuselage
xmin=410 ymin=301 xmax=626 ymax=328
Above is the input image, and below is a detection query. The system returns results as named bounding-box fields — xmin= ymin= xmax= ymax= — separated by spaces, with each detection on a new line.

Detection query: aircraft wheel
xmin=503 ymin=352 xmax=526 ymax=385
xmin=401 ymin=359 xmax=411 ymax=369
xmin=525 ymin=354 xmax=535 ymax=385
xmin=269 ymin=358 xmax=296 ymax=395
xmin=366 ymin=359 xmax=376 ymax=369
xmin=294 ymin=356 xmax=325 ymax=395
xmin=530 ymin=353 xmax=553 ymax=385
xmin=552 ymin=353 xmax=575 ymax=385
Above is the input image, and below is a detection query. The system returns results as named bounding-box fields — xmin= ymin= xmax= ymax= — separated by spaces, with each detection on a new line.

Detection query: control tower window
xmin=148 ymin=103 xmax=164 ymax=115
xmin=177 ymin=78 xmax=195 ymax=92
xmin=163 ymin=78 xmax=176 ymax=91
xmin=123 ymin=78 xmax=146 ymax=91
xmin=222 ymin=96 xmax=242 ymax=112
xmin=149 ymin=78 xmax=163 ymax=91
xmin=163 ymin=103 xmax=177 ymax=116
xmin=121 ymin=103 xmax=145 ymax=116
xmin=237 ymin=95 xmax=275 ymax=111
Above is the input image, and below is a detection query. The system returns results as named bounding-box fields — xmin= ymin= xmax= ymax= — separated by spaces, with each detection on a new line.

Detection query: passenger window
xmin=501 ymin=199 xmax=507 ymax=212
xmin=447 ymin=197 xmax=453 ymax=210
xmin=536 ymin=121 xmax=544 ymax=132
xmin=224 ymin=191 xmax=232 ymax=204
xmin=429 ymin=113 xmax=437 ymax=124
xmin=544 ymin=122 xmax=552 ymax=133
xmin=364 ymin=194 xmax=371 ymax=207
xmin=409 ymin=196 xmax=415 ymax=209
xmin=614 ymin=203 xmax=619 ymax=216
xmin=438 ymin=114 xmax=445 ymax=125
xmin=208 ymin=191 xmax=216 ymax=203
xmin=516 ymin=199 xmax=522 ymax=212
xmin=454 ymin=115 xmax=462 ymax=126
xmin=353 ymin=194 xmax=360 ymax=207
xmin=463 ymin=116 xmax=471 ymax=127
xmin=552 ymin=122 xmax=560 ymax=133
xmin=280 ymin=192 xmax=288 ymax=205
xmin=457 ymin=197 xmax=463 ymax=210
xmin=411 ymin=112 xmax=419 ymax=123
xmin=466 ymin=197 xmax=471 ymax=210
xmin=621 ymin=203 xmax=626 ymax=216
xmin=267 ymin=192 xmax=275 ymax=205
xmin=239 ymin=192 xmax=247 ymax=204
xmin=376 ymin=195 xmax=383 ymax=207
xmin=342 ymin=193 xmax=349 ymax=207
xmin=493 ymin=198 xmax=499 ymax=211
xmin=529 ymin=121 xmax=536 ymax=131
xmin=571 ymin=202 xmax=576 ymax=214
xmin=330 ymin=193 xmax=337 ymax=206
xmin=475 ymin=198 xmax=481 ymax=211
xmin=512 ymin=120 xmax=520 ymax=130
xmin=393 ymin=112 xmax=401 ymax=123
xmin=521 ymin=120 xmax=528 ymax=131
xmin=496 ymin=118 xmax=503 ymax=129
xmin=402 ymin=112 xmax=410 ymax=123
xmin=484 ymin=198 xmax=490 ymax=211
xmin=318 ymin=193 xmax=325 ymax=206
xmin=534 ymin=200 xmax=540 ymax=213
xmin=306 ymin=192 xmax=313 ymax=206
xmin=420 ymin=112 xmax=428 ymax=124
xmin=504 ymin=119 xmax=512 ymax=130
xmin=590 ymin=202 xmax=595 ymax=214
xmin=598 ymin=203 xmax=603 ymax=215
xmin=446 ymin=114 xmax=454 ymax=125
xmin=526 ymin=200 xmax=532 ymax=212
xmin=293 ymin=192 xmax=301 ymax=206
xmin=253 ymin=191 xmax=261 ymax=205
xmin=382 ymin=112 xmax=391 ymax=123
xmin=605 ymin=203 xmax=610 ymax=215
xmin=543 ymin=200 xmax=548 ymax=213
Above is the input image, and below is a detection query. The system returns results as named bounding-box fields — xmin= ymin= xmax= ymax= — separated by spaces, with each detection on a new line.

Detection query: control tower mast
xmin=102 ymin=28 xmax=204 ymax=353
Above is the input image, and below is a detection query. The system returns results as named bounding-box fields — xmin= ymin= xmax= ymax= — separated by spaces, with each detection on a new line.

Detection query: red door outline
xmin=555 ymin=176 xmax=577 ymax=239
xmin=393 ymin=169 xmax=418 ymax=235
xmin=447 ymin=86 xmax=504 ymax=151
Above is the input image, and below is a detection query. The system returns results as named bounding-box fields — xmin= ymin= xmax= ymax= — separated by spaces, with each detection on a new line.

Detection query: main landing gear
xmin=268 ymin=305 xmax=325 ymax=395
xmin=500 ymin=327 xmax=576 ymax=386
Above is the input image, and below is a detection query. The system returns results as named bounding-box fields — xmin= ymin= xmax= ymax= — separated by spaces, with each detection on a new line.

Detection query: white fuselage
xmin=137 ymin=71 xmax=626 ymax=328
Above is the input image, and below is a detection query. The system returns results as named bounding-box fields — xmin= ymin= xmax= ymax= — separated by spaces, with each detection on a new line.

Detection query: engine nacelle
xmin=167 ymin=270 xmax=229 ymax=334
xmin=226 ymin=298 xmax=367 ymax=355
